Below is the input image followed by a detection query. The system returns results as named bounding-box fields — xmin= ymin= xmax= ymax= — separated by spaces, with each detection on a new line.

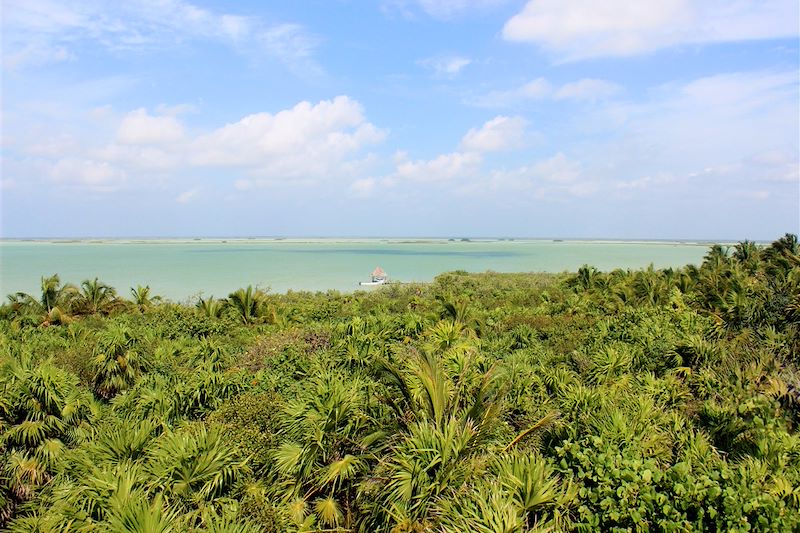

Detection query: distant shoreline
xmin=0 ymin=237 xmax=741 ymax=246
xmin=0 ymin=239 xmax=719 ymax=300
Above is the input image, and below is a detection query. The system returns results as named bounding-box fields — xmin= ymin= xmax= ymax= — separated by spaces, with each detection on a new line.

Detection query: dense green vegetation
xmin=1 ymin=234 xmax=799 ymax=532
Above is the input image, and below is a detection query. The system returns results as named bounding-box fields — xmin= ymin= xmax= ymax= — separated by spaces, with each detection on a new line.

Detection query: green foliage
xmin=1 ymin=234 xmax=799 ymax=531
xmin=92 ymin=323 xmax=146 ymax=399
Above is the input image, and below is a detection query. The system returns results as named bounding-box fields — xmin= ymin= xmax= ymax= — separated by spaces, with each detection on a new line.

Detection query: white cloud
xmin=598 ymin=71 xmax=798 ymax=172
xmin=458 ymin=152 xmax=595 ymax=198
xmin=460 ymin=116 xmax=527 ymax=152
xmin=350 ymin=177 xmax=378 ymax=197
xmin=256 ymin=23 xmax=322 ymax=75
xmin=503 ymin=0 xmax=799 ymax=60
xmin=361 ymin=117 xmax=576 ymax=198
xmin=176 ymin=188 xmax=199 ymax=204
xmin=614 ymin=174 xmax=675 ymax=190
xmin=549 ymin=69 xmax=800 ymax=205
xmin=3 ymin=42 xmax=74 ymax=69
xmin=418 ymin=55 xmax=471 ymax=76
xmin=2 ymin=0 xmax=320 ymax=71
xmin=470 ymin=77 xmax=620 ymax=107
xmin=493 ymin=153 xmax=582 ymax=187
xmin=190 ymin=96 xmax=385 ymax=182
xmin=554 ymin=79 xmax=622 ymax=101
xmin=733 ymin=190 xmax=770 ymax=201
xmin=392 ymin=151 xmax=483 ymax=182
xmin=117 ymin=109 xmax=185 ymax=145
xmin=90 ymin=144 xmax=178 ymax=173
xmin=471 ymin=78 xmax=551 ymax=107
xmin=529 ymin=153 xmax=582 ymax=183
xmin=746 ymin=151 xmax=800 ymax=183
xmin=385 ymin=0 xmax=506 ymax=19
xmin=50 ymin=158 xmax=126 ymax=190
xmin=8 ymin=96 xmax=387 ymax=193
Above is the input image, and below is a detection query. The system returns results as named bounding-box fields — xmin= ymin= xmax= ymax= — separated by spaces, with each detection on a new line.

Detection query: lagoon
xmin=0 ymin=238 xmax=714 ymax=301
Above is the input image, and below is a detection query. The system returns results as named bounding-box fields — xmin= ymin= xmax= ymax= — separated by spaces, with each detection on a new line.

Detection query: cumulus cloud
xmin=355 ymin=116 xmax=532 ymax=195
xmin=190 ymin=96 xmax=385 ymax=181
xmin=527 ymin=153 xmax=582 ymax=183
xmin=391 ymin=151 xmax=483 ymax=183
xmin=117 ymin=109 xmax=185 ymax=145
xmin=503 ymin=0 xmax=799 ymax=60
xmin=352 ymin=147 xmax=484 ymax=196
xmin=491 ymin=153 xmax=582 ymax=188
xmin=50 ymin=158 xmax=126 ymax=190
xmin=9 ymin=96 xmax=386 ymax=194
xmin=457 ymin=152 xmax=594 ymax=198
xmin=350 ymin=177 xmax=378 ymax=197
xmin=460 ymin=116 xmax=527 ymax=152
xmin=461 ymin=69 xmax=797 ymax=203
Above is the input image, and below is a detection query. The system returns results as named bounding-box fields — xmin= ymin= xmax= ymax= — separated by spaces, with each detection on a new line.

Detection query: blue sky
xmin=1 ymin=0 xmax=798 ymax=239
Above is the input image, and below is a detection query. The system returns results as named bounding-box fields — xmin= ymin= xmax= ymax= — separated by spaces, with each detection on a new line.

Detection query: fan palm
xmin=271 ymin=371 xmax=382 ymax=529
xmin=197 ymin=296 xmax=224 ymax=319
xmin=0 ymin=355 xmax=97 ymax=524
xmin=376 ymin=346 xmax=503 ymax=433
xmin=145 ymin=426 xmax=250 ymax=505
xmin=226 ymin=286 xmax=266 ymax=325
xmin=92 ymin=324 xmax=144 ymax=399
xmin=104 ymin=493 xmax=179 ymax=533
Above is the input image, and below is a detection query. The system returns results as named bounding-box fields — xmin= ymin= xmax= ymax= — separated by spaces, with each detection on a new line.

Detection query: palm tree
xmin=196 ymin=296 xmax=223 ymax=319
xmin=270 ymin=372 xmax=379 ymax=530
xmin=6 ymin=275 xmax=78 ymax=326
xmin=763 ymin=233 xmax=800 ymax=278
xmin=92 ymin=324 xmax=144 ymax=399
xmin=574 ymin=265 xmax=601 ymax=291
xmin=436 ymin=453 xmax=575 ymax=532
xmin=425 ymin=320 xmax=476 ymax=353
xmin=39 ymin=274 xmax=74 ymax=313
xmin=144 ymin=426 xmax=250 ymax=504
xmin=632 ymin=266 xmax=669 ymax=306
xmin=437 ymin=296 xmax=484 ymax=337
xmin=130 ymin=285 xmax=161 ymax=312
xmin=77 ymin=278 xmax=117 ymax=315
xmin=733 ymin=240 xmax=761 ymax=270
xmin=703 ymin=244 xmax=731 ymax=271
xmin=376 ymin=345 xmax=502 ymax=433
xmin=226 ymin=286 xmax=266 ymax=325
xmin=767 ymin=233 xmax=798 ymax=256
xmin=0 ymin=355 xmax=97 ymax=525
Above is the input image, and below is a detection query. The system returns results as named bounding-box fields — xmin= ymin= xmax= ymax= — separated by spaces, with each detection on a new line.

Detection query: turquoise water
xmin=0 ymin=239 xmax=713 ymax=301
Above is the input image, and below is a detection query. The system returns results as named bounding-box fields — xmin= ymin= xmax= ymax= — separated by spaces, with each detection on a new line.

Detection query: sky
xmin=1 ymin=0 xmax=798 ymax=240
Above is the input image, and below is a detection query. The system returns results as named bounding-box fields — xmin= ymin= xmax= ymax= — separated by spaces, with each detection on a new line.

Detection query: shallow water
xmin=0 ymin=239 xmax=713 ymax=301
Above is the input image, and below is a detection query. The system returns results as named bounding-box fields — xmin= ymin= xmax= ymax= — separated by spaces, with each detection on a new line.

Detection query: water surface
xmin=0 ymin=239 xmax=712 ymax=301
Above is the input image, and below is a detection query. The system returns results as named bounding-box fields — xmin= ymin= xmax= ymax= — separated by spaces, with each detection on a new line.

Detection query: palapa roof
xmin=372 ymin=266 xmax=386 ymax=277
